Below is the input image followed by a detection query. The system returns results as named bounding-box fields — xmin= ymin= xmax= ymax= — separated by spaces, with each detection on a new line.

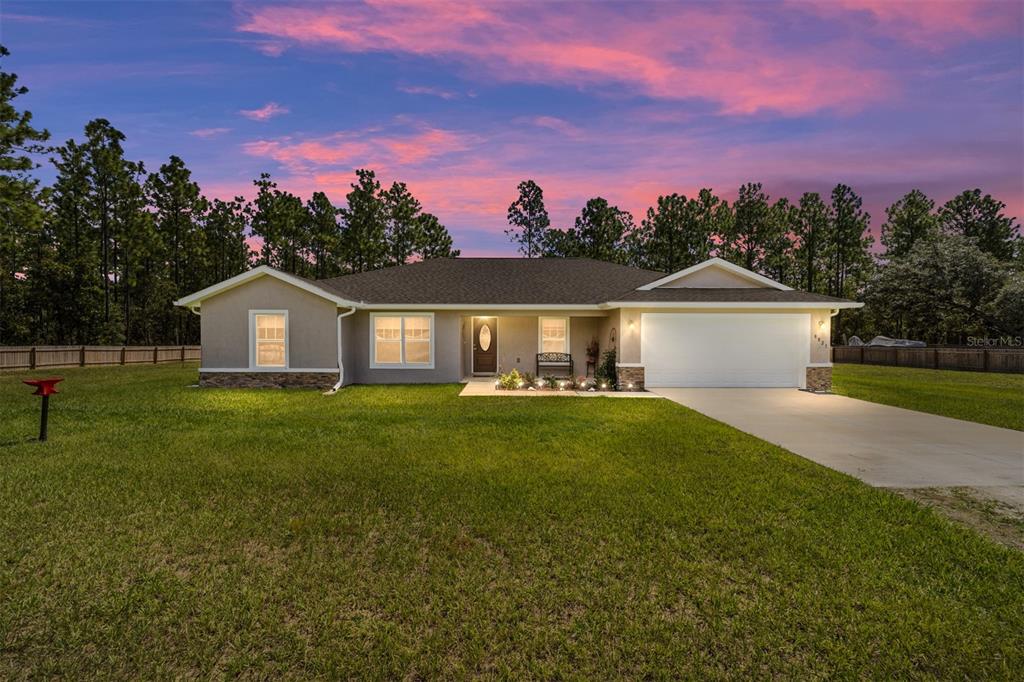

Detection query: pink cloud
xmin=239 ymin=102 xmax=290 ymax=121
xmin=236 ymin=2 xmax=898 ymax=115
xmin=189 ymin=127 xmax=231 ymax=138
xmin=242 ymin=124 xmax=474 ymax=173
xmin=813 ymin=0 xmax=1019 ymax=47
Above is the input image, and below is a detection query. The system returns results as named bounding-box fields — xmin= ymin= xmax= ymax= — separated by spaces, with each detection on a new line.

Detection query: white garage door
xmin=641 ymin=313 xmax=810 ymax=388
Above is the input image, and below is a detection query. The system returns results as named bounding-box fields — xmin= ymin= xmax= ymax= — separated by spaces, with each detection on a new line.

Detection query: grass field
xmin=1 ymin=364 xmax=1022 ymax=678
xmin=832 ymin=364 xmax=1024 ymax=430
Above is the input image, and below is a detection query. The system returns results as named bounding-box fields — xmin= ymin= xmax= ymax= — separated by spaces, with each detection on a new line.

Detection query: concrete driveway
xmin=653 ymin=388 xmax=1023 ymax=503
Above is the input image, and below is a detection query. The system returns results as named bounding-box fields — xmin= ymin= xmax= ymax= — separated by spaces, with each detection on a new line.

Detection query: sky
xmin=2 ymin=0 xmax=1022 ymax=256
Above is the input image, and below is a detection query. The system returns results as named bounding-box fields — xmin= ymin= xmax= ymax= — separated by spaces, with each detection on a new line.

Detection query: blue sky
xmin=3 ymin=1 xmax=1022 ymax=255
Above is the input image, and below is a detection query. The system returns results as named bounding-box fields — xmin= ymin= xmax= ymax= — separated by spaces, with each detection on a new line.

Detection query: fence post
xmin=80 ymin=346 xmax=86 ymax=367
xmin=859 ymin=346 xmax=864 ymax=364
xmin=181 ymin=345 xmax=185 ymax=363
xmin=983 ymin=349 xmax=989 ymax=372
xmin=153 ymin=346 xmax=158 ymax=364
xmin=120 ymin=346 xmax=126 ymax=365
xmin=29 ymin=346 xmax=36 ymax=370
xmin=933 ymin=348 xmax=939 ymax=369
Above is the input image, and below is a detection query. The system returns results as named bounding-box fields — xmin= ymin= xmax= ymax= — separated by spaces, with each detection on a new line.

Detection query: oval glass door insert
xmin=479 ymin=324 xmax=492 ymax=351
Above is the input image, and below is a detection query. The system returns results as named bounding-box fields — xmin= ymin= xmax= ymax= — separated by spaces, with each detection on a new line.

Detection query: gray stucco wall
xmin=342 ymin=310 xmax=464 ymax=385
xmin=200 ymin=275 xmax=339 ymax=370
xmin=457 ymin=314 xmax=605 ymax=378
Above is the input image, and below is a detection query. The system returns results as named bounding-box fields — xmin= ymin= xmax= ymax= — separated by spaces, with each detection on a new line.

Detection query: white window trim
xmin=248 ymin=309 xmax=289 ymax=370
xmin=538 ymin=316 xmax=570 ymax=355
xmin=369 ymin=312 xmax=436 ymax=370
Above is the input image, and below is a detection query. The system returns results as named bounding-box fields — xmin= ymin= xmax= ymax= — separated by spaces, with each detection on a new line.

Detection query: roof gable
xmin=173 ymin=265 xmax=358 ymax=309
xmin=638 ymin=258 xmax=792 ymax=291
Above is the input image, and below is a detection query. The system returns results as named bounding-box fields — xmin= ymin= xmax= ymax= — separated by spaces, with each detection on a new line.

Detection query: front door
xmin=473 ymin=317 xmax=498 ymax=374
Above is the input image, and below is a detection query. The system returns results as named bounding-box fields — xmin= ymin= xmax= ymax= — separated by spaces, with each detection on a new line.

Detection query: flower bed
xmin=492 ymin=368 xmax=642 ymax=392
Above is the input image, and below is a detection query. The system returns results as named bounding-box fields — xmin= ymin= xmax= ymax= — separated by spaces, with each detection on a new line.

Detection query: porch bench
xmin=536 ymin=352 xmax=574 ymax=377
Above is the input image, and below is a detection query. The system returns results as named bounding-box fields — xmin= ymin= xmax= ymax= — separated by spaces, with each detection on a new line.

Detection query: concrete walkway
xmin=653 ymin=388 xmax=1023 ymax=501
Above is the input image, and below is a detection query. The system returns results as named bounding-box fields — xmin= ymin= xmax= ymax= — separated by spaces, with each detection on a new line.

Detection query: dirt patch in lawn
xmin=894 ymin=487 xmax=1024 ymax=551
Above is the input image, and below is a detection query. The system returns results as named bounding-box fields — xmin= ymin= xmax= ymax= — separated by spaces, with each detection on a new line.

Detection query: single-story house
xmin=174 ymin=257 xmax=862 ymax=391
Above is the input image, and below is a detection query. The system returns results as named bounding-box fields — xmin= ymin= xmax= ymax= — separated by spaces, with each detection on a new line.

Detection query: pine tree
xmin=146 ymin=155 xmax=207 ymax=343
xmin=249 ymin=173 xmax=310 ymax=275
xmin=339 ymin=169 xmax=387 ymax=273
xmin=506 ymin=179 xmax=550 ymax=257
xmin=416 ymin=212 xmax=460 ymax=260
xmin=306 ymin=191 xmax=342 ymax=278
xmin=0 ymin=45 xmax=50 ymax=344
xmin=203 ymin=197 xmax=250 ymax=284
xmin=571 ymin=197 xmax=634 ymax=263
xmin=938 ymin=189 xmax=1019 ymax=261
xmin=722 ymin=182 xmax=771 ymax=271
xmin=792 ymin=192 xmax=829 ymax=293
xmin=381 ymin=181 xmax=422 ymax=266
xmin=47 ymin=139 xmax=105 ymax=343
xmin=880 ymin=189 xmax=937 ymax=259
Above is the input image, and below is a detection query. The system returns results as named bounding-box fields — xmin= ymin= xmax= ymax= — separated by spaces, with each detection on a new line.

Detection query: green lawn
xmin=1 ymin=365 xmax=1021 ymax=678
xmin=833 ymin=363 xmax=1024 ymax=431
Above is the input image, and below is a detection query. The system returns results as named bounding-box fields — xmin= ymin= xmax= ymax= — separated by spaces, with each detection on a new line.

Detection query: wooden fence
xmin=832 ymin=346 xmax=1024 ymax=374
xmin=0 ymin=345 xmax=201 ymax=371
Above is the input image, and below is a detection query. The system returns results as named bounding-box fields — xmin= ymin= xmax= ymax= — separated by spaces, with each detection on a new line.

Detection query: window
xmin=539 ymin=317 xmax=569 ymax=354
xmin=251 ymin=311 xmax=287 ymax=368
xmin=372 ymin=314 xmax=434 ymax=368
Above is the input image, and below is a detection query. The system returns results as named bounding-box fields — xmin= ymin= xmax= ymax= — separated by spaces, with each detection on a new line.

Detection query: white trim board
xmin=199 ymin=367 xmax=339 ymax=373
xmin=606 ymin=301 xmax=862 ymax=309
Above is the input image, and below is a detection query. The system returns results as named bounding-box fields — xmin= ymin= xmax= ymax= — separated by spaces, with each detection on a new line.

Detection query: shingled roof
xmin=175 ymin=257 xmax=860 ymax=309
xmin=316 ymin=258 xmax=666 ymax=305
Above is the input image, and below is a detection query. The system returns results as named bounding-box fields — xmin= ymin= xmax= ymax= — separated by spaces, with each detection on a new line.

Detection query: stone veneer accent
xmin=616 ymin=365 xmax=645 ymax=391
xmin=199 ymin=371 xmax=337 ymax=389
xmin=805 ymin=366 xmax=832 ymax=392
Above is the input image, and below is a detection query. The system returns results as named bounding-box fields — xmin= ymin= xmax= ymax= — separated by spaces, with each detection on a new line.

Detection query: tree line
xmin=506 ymin=180 xmax=1021 ymax=344
xmin=2 ymin=44 xmax=1019 ymax=347
xmin=0 ymin=47 xmax=458 ymax=346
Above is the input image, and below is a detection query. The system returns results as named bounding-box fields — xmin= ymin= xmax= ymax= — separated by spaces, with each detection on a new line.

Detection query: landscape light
xmin=601 ymin=382 xmax=608 ymax=389
xmin=628 ymin=382 xmax=634 ymax=390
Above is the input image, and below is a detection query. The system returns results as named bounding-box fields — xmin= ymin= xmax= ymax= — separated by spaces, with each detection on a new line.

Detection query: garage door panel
xmin=642 ymin=313 xmax=809 ymax=388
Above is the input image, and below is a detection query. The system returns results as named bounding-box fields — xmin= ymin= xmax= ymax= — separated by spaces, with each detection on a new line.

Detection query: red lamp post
xmin=22 ymin=377 xmax=63 ymax=442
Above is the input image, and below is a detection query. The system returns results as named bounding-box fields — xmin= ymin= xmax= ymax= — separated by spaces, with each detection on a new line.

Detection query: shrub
xmin=543 ymin=375 xmax=560 ymax=389
xmin=595 ymin=349 xmax=618 ymax=389
xmin=498 ymin=368 xmax=526 ymax=390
